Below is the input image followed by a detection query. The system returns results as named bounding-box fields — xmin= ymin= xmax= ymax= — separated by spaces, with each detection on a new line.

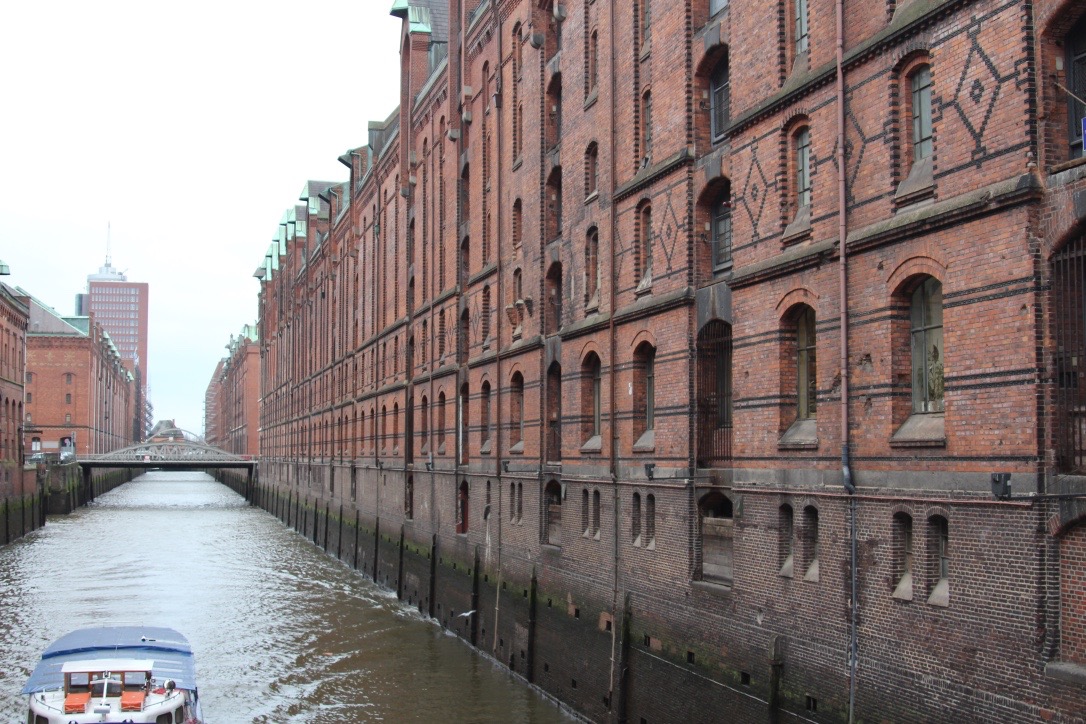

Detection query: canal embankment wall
xmin=0 ymin=463 xmax=160 ymax=547
xmin=216 ymin=466 xmax=767 ymax=724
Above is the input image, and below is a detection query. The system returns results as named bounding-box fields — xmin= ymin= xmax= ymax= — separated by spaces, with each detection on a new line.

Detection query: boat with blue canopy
xmin=22 ymin=626 xmax=201 ymax=724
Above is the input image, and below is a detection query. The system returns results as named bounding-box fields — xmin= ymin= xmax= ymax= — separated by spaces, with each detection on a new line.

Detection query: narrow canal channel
xmin=0 ymin=471 xmax=571 ymax=723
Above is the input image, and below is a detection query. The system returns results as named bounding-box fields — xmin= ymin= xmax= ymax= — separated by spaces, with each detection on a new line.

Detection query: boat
xmin=22 ymin=626 xmax=202 ymax=724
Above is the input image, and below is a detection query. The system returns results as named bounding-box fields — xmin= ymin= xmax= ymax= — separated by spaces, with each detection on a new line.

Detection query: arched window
xmin=633 ymin=342 xmax=656 ymax=448
xmin=592 ymin=489 xmax=601 ymax=536
xmin=638 ymin=204 xmax=653 ymax=284
xmin=581 ymin=353 xmax=603 ymax=445
xmin=546 ymin=168 xmax=563 ymax=242
xmin=585 ymin=143 xmax=599 ymax=198
xmin=481 ymin=381 xmax=492 ymax=454
xmin=632 ymin=492 xmax=642 ymax=543
xmin=909 ymin=64 xmax=933 ymax=163
xmin=547 ymin=362 xmax=563 ymax=462
xmin=641 ymin=90 xmax=653 ymax=162
xmin=910 ymin=277 xmax=944 ymax=414
xmin=646 ymin=494 xmax=656 ymax=546
xmin=710 ymin=55 xmax=730 ymax=142
xmin=582 ymin=489 xmax=590 ymax=535
xmin=545 ymin=480 xmax=563 ymax=545
xmin=457 ymin=480 xmax=470 ymax=534
xmin=419 ymin=396 xmax=429 ymax=453
xmin=588 ymin=30 xmax=599 ymax=93
xmin=710 ymin=182 xmax=732 ymax=271
xmin=892 ymin=512 xmax=914 ymax=600
xmin=459 ymin=383 xmax=470 ymax=464
xmin=510 ymin=372 xmax=525 ymax=450
xmin=794 ymin=126 xmax=811 ymax=211
xmin=482 ymin=286 xmax=492 ymax=344
xmin=545 ymin=262 xmax=563 ymax=336
xmin=437 ymin=391 xmax=447 ymax=453
xmin=779 ymin=504 xmax=795 ymax=577
xmin=802 ymin=505 xmax=819 ymax=582
xmin=512 ymin=199 xmax=523 ymax=250
xmin=696 ymin=321 xmax=733 ymax=466
xmin=586 ymin=228 xmax=600 ymax=306
xmin=699 ymin=492 xmax=734 ymax=586
xmin=927 ymin=514 xmax=950 ymax=606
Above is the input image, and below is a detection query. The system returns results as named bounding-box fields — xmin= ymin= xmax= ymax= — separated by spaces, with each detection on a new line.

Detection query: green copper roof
xmin=390 ymin=0 xmax=408 ymax=18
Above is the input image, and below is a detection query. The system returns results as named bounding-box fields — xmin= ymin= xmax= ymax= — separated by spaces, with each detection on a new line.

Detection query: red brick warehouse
xmin=239 ymin=0 xmax=1086 ymax=721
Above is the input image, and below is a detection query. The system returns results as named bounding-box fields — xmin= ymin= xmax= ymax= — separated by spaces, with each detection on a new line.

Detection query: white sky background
xmin=0 ymin=1 xmax=402 ymax=436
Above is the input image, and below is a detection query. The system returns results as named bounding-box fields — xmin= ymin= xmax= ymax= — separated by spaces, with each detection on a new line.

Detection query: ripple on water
xmin=0 ymin=472 xmax=570 ymax=724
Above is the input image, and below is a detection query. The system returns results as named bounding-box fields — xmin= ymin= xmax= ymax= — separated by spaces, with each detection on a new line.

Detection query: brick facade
xmin=24 ymin=296 xmax=134 ymax=457
xmin=250 ymin=0 xmax=1086 ymax=720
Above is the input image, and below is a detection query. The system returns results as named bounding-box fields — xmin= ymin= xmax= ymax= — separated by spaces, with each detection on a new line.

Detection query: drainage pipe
xmin=834 ymin=0 xmax=858 ymax=719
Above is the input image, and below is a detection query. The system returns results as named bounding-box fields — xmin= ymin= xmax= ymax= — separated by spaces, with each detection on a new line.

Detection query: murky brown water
xmin=0 ymin=471 xmax=571 ymax=723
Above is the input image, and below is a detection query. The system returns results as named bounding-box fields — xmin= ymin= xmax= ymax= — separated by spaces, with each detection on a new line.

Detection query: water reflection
xmin=0 ymin=471 xmax=569 ymax=723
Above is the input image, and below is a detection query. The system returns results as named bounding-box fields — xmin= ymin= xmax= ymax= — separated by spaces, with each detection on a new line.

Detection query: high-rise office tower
xmin=75 ymin=253 xmax=149 ymax=438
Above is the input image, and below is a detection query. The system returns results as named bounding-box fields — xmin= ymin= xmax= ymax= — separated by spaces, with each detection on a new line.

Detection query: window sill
xmin=892 ymin=572 xmax=913 ymax=601
xmin=639 ymin=39 xmax=651 ymax=62
xmin=779 ymin=418 xmax=817 ymax=449
xmin=927 ymin=578 xmax=949 ymax=607
xmin=635 ymin=271 xmax=653 ymax=297
xmin=782 ymin=205 xmax=812 ymax=245
xmin=691 ymin=579 xmax=733 ymax=597
xmin=1046 ymin=662 xmax=1086 ymax=686
xmin=633 ymin=429 xmax=655 ymax=453
xmin=890 ymin=413 xmax=945 ymax=448
xmin=803 ymin=559 xmax=819 ymax=582
xmin=581 ymin=434 xmax=603 ymax=454
xmin=779 ymin=555 xmax=794 ymax=578
xmin=583 ymin=87 xmax=599 ymax=111
xmin=584 ymin=191 xmax=599 ymax=205
xmin=894 ymin=155 xmax=935 ymax=209
xmin=512 ymin=157 xmax=523 ymax=171
xmin=480 ymin=440 xmax=492 ymax=455
xmin=509 ymin=440 xmax=524 ymax=455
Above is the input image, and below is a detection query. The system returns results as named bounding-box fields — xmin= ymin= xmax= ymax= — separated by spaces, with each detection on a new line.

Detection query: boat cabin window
xmin=66 ymin=672 xmax=91 ymax=693
xmin=90 ymin=676 xmax=123 ymax=697
xmin=123 ymin=671 xmax=150 ymax=690
xmin=156 ymin=713 xmax=173 ymax=724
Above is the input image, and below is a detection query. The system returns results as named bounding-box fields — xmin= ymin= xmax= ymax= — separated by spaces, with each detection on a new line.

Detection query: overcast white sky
xmin=0 ymin=1 xmax=402 ymax=435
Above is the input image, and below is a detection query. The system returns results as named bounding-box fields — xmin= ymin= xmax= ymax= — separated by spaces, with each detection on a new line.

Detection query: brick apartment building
xmin=205 ymin=327 xmax=260 ymax=456
xmin=247 ymin=0 xmax=1086 ymax=720
xmin=23 ymin=293 xmax=135 ymax=457
xmin=0 ymin=282 xmax=28 ymax=491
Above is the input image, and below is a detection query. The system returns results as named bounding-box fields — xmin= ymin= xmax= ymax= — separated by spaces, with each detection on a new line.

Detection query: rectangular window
xmin=712 ymin=200 xmax=732 ymax=270
xmin=911 ymin=67 xmax=933 ymax=161
xmin=646 ymin=353 xmax=655 ymax=430
xmin=797 ymin=307 xmax=817 ymax=419
xmin=794 ymin=0 xmax=809 ymax=55
xmin=795 ymin=128 xmax=811 ymax=208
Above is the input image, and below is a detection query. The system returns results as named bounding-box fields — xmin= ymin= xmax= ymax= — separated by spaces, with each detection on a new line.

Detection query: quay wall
xmin=216 ymin=465 xmax=1066 ymax=723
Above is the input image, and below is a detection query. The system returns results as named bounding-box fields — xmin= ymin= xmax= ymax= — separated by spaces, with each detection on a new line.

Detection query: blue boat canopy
xmin=22 ymin=626 xmax=197 ymax=694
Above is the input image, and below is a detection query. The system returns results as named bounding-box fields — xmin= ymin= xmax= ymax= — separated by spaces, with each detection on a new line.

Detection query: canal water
xmin=0 ymin=471 xmax=571 ymax=723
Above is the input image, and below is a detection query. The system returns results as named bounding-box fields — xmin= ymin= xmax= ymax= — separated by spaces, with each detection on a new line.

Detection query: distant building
xmin=204 ymin=326 xmax=259 ymax=457
xmin=203 ymin=359 xmax=225 ymax=448
xmin=75 ymin=256 xmax=149 ymax=438
xmin=23 ymin=290 xmax=134 ymax=456
xmin=0 ymin=282 xmax=29 ymax=488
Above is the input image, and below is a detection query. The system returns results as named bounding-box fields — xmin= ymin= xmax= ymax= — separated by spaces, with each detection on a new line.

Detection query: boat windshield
xmin=89 ymin=677 xmax=123 ymax=697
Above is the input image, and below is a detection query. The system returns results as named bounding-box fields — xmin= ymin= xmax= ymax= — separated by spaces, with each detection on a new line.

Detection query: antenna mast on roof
xmin=106 ymin=221 xmax=112 ymax=266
